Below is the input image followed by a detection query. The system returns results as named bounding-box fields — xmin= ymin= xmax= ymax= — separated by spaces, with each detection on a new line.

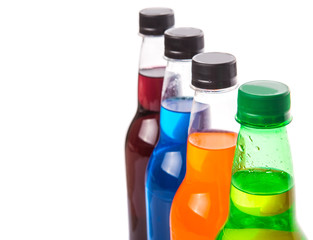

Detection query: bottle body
xmin=170 ymin=87 xmax=238 ymax=240
xmin=145 ymin=60 xmax=194 ymax=240
xmin=125 ymin=36 xmax=165 ymax=240
xmin=216 ymin=125 xmax=306 ymax=240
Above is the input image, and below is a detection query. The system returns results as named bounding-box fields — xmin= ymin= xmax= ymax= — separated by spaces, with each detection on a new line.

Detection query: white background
xmin=0 ymin=0 xmax=312 ymax=239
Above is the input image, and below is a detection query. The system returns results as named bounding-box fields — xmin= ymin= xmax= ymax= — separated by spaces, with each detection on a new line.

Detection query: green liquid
xmin=217 ymin=169 xmax=305 ymax=240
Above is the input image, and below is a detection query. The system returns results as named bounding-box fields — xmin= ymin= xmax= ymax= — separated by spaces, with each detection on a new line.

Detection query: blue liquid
xmin=145 ymin=97 xmax=193 ymax=240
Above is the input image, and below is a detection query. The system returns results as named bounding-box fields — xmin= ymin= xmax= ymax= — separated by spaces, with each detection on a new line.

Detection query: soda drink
xmin=145 ymin=27 xmax=204 ymax=240
xmin=216 ymin=80 xmax=306 ymax=240
xmin=125 ymin=8 xmax=174 ymax=240
xmin=170 ymin=52 xmax=238 ymax=240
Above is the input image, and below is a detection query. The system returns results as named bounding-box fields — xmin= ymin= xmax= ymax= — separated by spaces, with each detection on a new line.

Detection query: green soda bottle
xmin=216 ymin=80 xmax=306 ymax=240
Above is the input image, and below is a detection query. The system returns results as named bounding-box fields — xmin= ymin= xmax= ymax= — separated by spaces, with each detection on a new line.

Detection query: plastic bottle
xmin=170 ymin=52 xmax=239 ymax=240
xmin=216 ymin=80 xmax=306 ymax=240
xmin=145 ymin=27 xmax=204 ymax=240
xmin=125 ymin=8 xmax=174 ymax=240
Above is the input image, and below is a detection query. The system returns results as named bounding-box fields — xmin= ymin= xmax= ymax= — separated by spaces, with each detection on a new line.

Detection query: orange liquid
xmin=170 ymin=131 xmax=237 ymax=240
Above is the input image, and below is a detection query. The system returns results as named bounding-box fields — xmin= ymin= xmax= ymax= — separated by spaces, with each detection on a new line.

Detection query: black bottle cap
xmin=139 ymin=8 xmax=175 ymax=36
xmin=164 ymin=27 xmax=204 ymax=60
xmin=192 ymin=52 xmax=237 ymax=89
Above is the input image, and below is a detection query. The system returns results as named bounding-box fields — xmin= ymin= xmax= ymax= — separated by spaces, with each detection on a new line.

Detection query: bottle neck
xmin=188 ymin=86 xmax=239 ymax=135
xmin=138 ymin=35 xmax=166 ymax=112
xmin=161 ymin=59 xmax=193 ymax=101
xmin=159 ymin=59 xmax=193 ymax=143
xmin=185 ymin=131 xmax=237 ymax=182
xmin=233 ymin=125 xmax=294 ymax=178
xmin=184 ymin=86 xmax=238 ymax=181
xmin=139 ymin=35 xmax=165 ymax=69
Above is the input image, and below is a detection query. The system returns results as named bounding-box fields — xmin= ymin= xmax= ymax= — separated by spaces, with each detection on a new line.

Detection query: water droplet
xmin=256 ymin=146 xmax=260 ymax=150
xmin=239 ymin=145 xmax=245 ymax=152
xmin=247 ymin=153 xmax=251 ymax=158
xmin=249 ymin=136 xmax=253 ymax=142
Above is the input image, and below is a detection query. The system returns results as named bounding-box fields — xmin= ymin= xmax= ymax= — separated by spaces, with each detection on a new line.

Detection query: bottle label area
xmin=231 ymin=169 xmax=294 ymax=217
xmin=220 ymin=228 xmax=303 ymax=240
xmin=217 ymin=169 xmax=303 ymax=240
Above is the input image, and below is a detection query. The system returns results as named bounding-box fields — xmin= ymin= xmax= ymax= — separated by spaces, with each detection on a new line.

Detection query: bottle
xmin=145 ymin=27 xmax=204 ymax=240
xmin=170 ymin=52 xmax=239 ymax=240
xmin=216 ymin=80 xmax=306 ymax=240
xmin=125 ymin=8 xmax=174 ymax=240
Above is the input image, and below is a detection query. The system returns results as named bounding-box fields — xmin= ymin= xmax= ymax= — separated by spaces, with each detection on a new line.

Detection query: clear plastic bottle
xmin=170 ymin=52 xmax=239 ymax=240
xmin=216 ymin=80 xmax=306 ymax=240
xmin=125 ymin=8 xmax=174 ymax=240
xmin=145 ymin=27 xmax=204 ymax=240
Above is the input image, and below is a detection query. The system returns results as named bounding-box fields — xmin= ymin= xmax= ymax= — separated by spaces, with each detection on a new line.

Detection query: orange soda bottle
xmin=170 ymin=52 xmax=239 ymax=240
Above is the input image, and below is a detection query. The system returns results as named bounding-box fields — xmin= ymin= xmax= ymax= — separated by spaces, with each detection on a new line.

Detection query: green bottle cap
xmin=236 ymin=80 xmax=292 ymax=128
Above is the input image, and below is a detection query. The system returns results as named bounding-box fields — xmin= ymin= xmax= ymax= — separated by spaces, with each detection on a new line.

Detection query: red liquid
xmin=125 ymin=67 xmax=165 ymax=240
xmin=138 ymin=68 xmax=164 ymax=112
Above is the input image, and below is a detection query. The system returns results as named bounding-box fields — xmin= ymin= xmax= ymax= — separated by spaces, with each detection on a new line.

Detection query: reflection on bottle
xmin=189 ymin=102 xmax=211 ymax=134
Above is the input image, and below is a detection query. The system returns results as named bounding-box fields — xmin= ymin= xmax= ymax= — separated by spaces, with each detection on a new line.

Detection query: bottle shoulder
xmin=171 ymin=180 xmax=229 ymax=239
xmin=148 ymin=141 xmax=187 ymax=165
xmin=146 ymin=141 xmax=187 ymax=192
xmin=233 ymin=126 xmax=293 ymax=175
xmin=125 ymin=110 xmax=160 ymax=147
xmin=125 ymin=111 xmax=160 ymax=164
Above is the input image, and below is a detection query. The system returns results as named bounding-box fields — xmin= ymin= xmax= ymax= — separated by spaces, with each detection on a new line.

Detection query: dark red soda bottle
xmin=125 ymin=8 xmax=174 ymax=240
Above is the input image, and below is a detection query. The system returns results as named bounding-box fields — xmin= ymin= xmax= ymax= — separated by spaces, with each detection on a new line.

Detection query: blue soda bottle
xmin=145 ymin=27 xmax=205 ymax=240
